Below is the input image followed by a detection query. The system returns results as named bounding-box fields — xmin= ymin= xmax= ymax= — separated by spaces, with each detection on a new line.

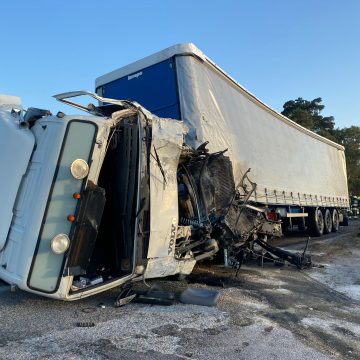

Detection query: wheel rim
xmin=316 ymin=210 xmax=324 ymax=233
xmin=325 ymin=210 xmax=332 ymax=231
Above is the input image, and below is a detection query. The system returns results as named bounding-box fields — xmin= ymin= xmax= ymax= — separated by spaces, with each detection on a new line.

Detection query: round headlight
xmin=70 ymin=159 xmax=89 ymax=179
xmin=51 ymin=234 xmax=70 ymax=254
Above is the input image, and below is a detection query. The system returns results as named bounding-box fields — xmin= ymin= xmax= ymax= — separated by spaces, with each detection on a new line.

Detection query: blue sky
xmin=1 ymin=0 xmax=359 ymax=128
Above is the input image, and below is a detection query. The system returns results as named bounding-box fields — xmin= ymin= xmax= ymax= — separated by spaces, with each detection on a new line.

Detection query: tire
xmin=342 ymin=215 xmax=349 ymax=226
xmin=308 ymin=208 xmax=324 ymax=237
xmin=323 ymin=209 xmax=332 ymax=234
xmin=331 ymin=209 xmax=339 ymax=232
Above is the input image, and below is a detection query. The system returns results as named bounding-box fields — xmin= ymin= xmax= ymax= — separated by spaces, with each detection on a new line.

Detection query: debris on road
xmin=76 ymin=322 xmax=96 ymax=328
xmin=180 ymin=288 xmax=220 ymax=307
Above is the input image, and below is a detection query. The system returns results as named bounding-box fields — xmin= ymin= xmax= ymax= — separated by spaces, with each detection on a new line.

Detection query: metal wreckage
xmin=62 ymin=93 xmax=312 ymax=275
xmin=0 ymin=92 xmax=310 ymax=301
xmin=59 ymin=94 xmax=313 ymax=280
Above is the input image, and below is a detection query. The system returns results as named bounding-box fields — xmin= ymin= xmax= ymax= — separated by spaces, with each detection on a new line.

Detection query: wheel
xmin=331 ymin=209 xmax=339 ymax=232
xmin=323 ymin=209 xmax=332 ymax=234
xmin=308 ymin=208 xmax=324 ymax=237
xmin=342 ymin=215 xmax=349 ymax=226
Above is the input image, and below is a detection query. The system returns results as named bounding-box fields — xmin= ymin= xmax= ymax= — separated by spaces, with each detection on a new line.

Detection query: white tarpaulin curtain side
xmin=175 ymin=56 xmax=348 ymax=207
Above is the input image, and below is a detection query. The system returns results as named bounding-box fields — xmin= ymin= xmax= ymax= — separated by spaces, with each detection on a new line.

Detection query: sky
xmin=1 ymin=0 xmax=359 ymax=128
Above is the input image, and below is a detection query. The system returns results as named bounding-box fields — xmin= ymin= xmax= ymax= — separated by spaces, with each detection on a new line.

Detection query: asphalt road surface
xmin=0 ymin=220 xmax=359 ymax=359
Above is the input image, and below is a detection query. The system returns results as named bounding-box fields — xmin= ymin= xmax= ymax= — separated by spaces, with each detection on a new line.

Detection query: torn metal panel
xmin=259 ymin=221 xmax=282 ymax=236
xmin=147 ymin=117 xmax=185 ymax=259
xmin=144 ymin=257 xmax=196 ymax=279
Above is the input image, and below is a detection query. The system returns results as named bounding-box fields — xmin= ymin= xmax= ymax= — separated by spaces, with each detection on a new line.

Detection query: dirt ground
xmin=0 ymin=220 xmax=359 ymax=360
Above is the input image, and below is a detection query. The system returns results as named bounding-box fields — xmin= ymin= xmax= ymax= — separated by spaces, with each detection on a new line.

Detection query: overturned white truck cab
xmin=0 ymin=93 xmax=191 ymax=299
xmin=1 ymin=92 xmax=280 ymax=299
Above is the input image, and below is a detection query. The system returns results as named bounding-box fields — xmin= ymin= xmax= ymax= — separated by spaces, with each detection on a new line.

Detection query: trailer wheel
xmin=331 ymin=209 xmax=339 ymax=232
xmin=323 ymin=209 xmax=332 ymax=234
xmin=309 ymin=208 xmax=324 ymax=237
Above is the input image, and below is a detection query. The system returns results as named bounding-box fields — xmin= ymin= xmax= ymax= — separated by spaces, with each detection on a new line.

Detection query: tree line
xmin=281 ymin=98 xmax=360 ymax=195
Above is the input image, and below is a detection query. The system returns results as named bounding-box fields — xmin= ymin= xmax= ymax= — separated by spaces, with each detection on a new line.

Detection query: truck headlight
xmin=50 ymin=234 xmax=70 ymax=254
xmin=70 ymin=159 xmax=89 ymax=179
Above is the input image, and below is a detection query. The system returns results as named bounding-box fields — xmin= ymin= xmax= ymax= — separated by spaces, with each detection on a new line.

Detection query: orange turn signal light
xmin=67 ymin=215 xmax=76 ymax=222
xmin=73 ymin=192 xmax=81 ymax=200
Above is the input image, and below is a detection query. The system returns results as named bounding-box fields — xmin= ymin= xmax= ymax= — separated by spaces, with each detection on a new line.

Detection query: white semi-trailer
xmin=96 ymin=43 xmax=349 ymax=237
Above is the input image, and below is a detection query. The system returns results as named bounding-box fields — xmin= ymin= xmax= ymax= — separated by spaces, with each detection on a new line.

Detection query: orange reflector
xmin=67 ymin=215 xmax=76 ymax=222
xmin=73 ymin=192 xmax=81 ymax=199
